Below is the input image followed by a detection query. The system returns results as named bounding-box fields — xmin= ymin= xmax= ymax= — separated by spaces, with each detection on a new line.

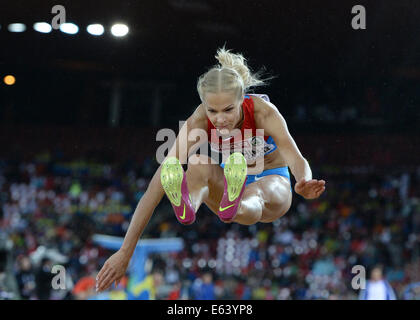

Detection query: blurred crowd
xmin=0 ymin=149 xmax=419 ymax=300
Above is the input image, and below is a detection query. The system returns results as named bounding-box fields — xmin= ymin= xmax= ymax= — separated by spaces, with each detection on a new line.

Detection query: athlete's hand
xmin=295 ymin=178 xmax=326 ymax=199
xmin=96 ymin=249 xmax=130 ymax=292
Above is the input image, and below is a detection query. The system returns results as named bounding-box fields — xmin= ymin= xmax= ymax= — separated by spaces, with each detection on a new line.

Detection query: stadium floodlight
xmin=33 ymin=22 xmax=52 ymax=33
xmin=87 ymin=24 xmax=105 ymax=36
xmin=111 ymin=24 xmax=129 ymax=37
xmin=4 ymin=75 xmax=16 ymax=86
xmin=59 ymin=22 xmax=79 ymax=35
xmin=8 ymin=23 xmax=26 ymax=33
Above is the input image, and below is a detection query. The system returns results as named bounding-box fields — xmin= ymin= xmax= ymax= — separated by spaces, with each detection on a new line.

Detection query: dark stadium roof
xmin=1 ymin=0 xmax=420 ymax=80
xmin=1 ymin=0 xmax=419 ymax=130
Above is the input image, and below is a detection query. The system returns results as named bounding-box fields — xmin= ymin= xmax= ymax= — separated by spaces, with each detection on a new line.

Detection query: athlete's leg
xmin=161 ymin=154 xmax=224 ymax=224
xmin=184 ymin=154 xmax=223 ymax=211
xmin=186 ymin=154 xmax=217 ymax=211
xmin=188 ymin=155 xmax=262 ymax=225
xmin=170 ymin=154 xmax=292 ymax=225
xmin=233 ymin=175 xmax=292 ymax=224
xmin=185 ymin=154 xmax=248 ymax=218
xmin=199 ymin=172 xmax=292 ymax=225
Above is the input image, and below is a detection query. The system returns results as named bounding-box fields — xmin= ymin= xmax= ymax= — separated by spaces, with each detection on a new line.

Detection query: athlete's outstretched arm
xmin=95 ymin=164 xmax=166 ymax=292
xmin=257 ymin=99 xmax=326 ymax=200
xmin=96 ymin=108 xmax=207 ymax=292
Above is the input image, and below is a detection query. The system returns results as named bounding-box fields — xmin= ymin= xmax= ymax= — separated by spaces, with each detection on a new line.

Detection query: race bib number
xmin=210 ymin=136 xmax=276 ymax=163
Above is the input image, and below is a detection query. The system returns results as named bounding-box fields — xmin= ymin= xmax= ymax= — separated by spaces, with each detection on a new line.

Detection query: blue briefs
xmin=220 ymin=163 xmax=292 ymax=192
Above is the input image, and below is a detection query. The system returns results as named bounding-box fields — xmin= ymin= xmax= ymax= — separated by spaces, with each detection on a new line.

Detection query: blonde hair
xmin=197 ymin=46 xmax=269 ymax=102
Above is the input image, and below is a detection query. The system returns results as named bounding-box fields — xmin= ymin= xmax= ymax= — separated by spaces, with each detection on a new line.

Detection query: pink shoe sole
xmin=217 ymin=153 xmax=248 ymax=222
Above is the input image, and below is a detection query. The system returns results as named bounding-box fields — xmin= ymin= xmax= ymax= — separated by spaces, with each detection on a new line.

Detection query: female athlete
xmin=96 ymin=47 xmax=326 ymax=292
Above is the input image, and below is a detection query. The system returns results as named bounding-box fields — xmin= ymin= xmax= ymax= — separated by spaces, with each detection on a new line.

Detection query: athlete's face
xmin=204 ymin=91 xmax=244 ymax=136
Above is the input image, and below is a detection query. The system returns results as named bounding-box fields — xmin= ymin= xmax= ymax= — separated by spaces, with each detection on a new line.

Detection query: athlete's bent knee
xmin=235 ymin=201 xmax=262 ymax=225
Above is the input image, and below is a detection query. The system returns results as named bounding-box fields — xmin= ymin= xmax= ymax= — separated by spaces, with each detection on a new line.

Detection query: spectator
xmin=15 ymin=256 xmax=36 ymax=299
xmin=1 ymin=151 xmax=418 ymax=300
xmin=193 ymin=272 xmax=215 ymax=300
xmin=35 ymin=258 xmax=54 ymax=300
xmin=359 ymin=266 xmax=397 ymax=300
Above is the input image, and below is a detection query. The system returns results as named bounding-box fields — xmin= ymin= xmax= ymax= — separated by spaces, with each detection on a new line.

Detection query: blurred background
xmin=0 ymin=0 xmax=419 ymax=300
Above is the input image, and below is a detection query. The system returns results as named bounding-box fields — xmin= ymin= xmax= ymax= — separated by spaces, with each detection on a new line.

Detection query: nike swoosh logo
xmin=179 ymin=204 xmax=186 ymax=220
xmin=219 ymin=203 xmax=235 ymax=212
